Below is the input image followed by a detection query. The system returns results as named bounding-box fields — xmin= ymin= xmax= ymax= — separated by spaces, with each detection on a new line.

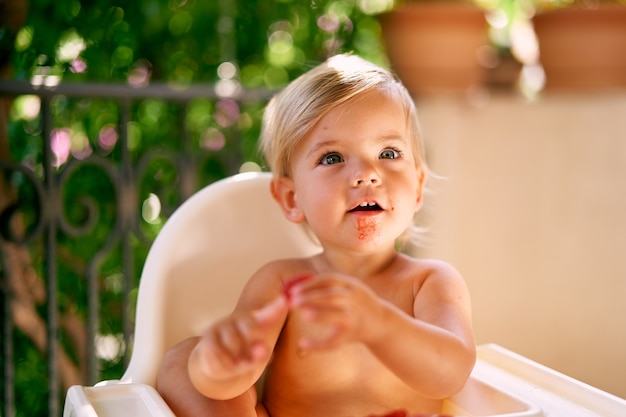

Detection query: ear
xmin=415 ymin=166 xmax=427 ymax=211
xmin=270 ymin=176 xmax=306 ymax=223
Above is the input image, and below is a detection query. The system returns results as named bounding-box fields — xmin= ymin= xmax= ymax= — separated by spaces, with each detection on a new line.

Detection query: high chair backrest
xmin=120 ymin=172 xmax=322 ymax=387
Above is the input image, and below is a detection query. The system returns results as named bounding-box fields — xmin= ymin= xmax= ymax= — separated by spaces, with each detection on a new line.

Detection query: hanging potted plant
xmin=378 ymin=1 xmax=490 ymax=95
xmin=532 ymin=0 xmax=626 ymax=90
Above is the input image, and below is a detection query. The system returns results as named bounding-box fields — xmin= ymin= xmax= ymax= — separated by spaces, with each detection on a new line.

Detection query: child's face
xmin=274 ymin=89 xmax=425 ymax=252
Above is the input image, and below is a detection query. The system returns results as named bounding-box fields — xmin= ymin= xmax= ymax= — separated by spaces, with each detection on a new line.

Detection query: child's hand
xmin=287 ymin=272 xmax=385 ymax=352
xmin=192 ymin=295 xmax=288 ymax=381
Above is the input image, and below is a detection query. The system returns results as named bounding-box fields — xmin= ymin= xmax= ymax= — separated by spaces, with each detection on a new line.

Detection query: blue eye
xmin=319 ymin=152 xmax=344 ymax=165
xmin=380 ymin=148 xmax=401 ymax=159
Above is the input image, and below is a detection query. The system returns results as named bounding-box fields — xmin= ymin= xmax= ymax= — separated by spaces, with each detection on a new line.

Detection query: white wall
xmin=415 ymin=91 xmax=626 ymax=399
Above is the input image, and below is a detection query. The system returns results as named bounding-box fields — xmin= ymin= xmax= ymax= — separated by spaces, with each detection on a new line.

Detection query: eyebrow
xmin=378 ymin=134 xmax=406 ymax=143
xmin=306 ymin=140 xmax=339 ymax=159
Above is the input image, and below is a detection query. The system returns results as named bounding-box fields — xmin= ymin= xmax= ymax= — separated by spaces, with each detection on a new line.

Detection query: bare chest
xmin=262 ymin=337 xmax=439 ymax=417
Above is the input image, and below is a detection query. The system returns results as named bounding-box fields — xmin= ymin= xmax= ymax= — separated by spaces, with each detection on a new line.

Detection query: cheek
xmin=393 ymin=177 xmax=421 ymax=214
xmin=298 ymin=191 xmax=326 ymax=219
xmin=292 ymin=179 xmax=323 ymax=216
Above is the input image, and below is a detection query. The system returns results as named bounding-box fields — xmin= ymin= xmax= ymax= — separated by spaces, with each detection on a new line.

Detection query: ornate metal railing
xmin=0 ymin=79 xmax=274 ymax=417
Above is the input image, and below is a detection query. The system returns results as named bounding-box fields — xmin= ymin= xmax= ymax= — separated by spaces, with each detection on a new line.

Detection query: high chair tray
xmin=65 ymin=376 xmax=538 ymax=417
xmin=63 ymin=344 xmax=626 ymax=417
xmin=64 ymin=383 xmax=175 ymax=417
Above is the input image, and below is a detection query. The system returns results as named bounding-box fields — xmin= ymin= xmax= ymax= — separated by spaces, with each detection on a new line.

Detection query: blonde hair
xmin=259 ymin=54 xmax=426 ymax=178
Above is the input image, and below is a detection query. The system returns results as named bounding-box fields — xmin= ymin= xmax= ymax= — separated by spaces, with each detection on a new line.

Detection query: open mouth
xmin=349 ymin=202 xmax=383 ymax=212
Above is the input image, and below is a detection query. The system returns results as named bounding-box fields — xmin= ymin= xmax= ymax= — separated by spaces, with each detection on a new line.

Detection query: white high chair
xmin=63 ymin=172 xmax=626 ymax=417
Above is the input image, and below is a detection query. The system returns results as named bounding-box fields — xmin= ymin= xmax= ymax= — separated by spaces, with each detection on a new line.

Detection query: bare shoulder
xmin=419 ymin=258 xmax=467 ymax=296
xmin=396 ymin=255 xmax=465 ymax=290
xmin=405 ymin=256 xmax=473 ymax=337
xmin=235 ymin=257 xmax=316 ymax=310
xmin=250 ymin=257 xmax=317 ymax=285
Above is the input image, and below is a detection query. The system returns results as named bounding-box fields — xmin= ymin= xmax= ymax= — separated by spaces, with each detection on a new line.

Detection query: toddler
xmin=156 ymin=54 xmax=475 ymax=417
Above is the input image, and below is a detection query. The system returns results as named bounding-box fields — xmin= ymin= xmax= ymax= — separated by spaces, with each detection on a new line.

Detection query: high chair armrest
xmin=63 ymin=383 xmax=175 ymax=417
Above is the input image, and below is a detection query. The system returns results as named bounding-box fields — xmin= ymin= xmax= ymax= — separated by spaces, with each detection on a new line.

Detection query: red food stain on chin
xmin=356 ymin=216 xmax=379 ymax=240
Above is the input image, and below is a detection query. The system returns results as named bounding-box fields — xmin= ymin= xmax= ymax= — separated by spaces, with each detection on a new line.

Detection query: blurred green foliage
xmin=12 ymin=0 xmax=391 ymax=84
xmin=3 ymin=0 xmax=391 ymax=416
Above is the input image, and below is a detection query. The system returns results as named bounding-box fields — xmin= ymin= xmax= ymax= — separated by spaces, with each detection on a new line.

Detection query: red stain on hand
xmin=365 ymin=411 xmax=409 ymax=417
xmin=366 ymin=411 xmax=453 ymax=417
xmin=282 ymin=273 xmax=314 ymax=299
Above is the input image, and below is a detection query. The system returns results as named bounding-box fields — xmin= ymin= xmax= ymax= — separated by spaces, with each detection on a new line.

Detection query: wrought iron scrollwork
xmin=0 ymin=161 xmax=46 ymax=244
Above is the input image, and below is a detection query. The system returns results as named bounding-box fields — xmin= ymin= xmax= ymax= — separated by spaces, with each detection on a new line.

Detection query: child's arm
xmin=367 ymin=265 xmax=475 ymax=399
xmin=188 ymin=265 xmax=289 ymax=400
xmin=289 ymin=261 xmax=475 ymax=399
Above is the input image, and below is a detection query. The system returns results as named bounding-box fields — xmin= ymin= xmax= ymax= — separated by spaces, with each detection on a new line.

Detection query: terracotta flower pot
xmin=379 ymin=2 xmax=488 ymax=95
xmin=533 ymin=4 xmax=626 ymax=90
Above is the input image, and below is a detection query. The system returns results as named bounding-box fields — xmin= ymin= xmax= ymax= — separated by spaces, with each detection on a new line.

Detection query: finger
xmin=299 ymin=304 xmax=353 ymax=324
xmin=197 ymin=329 xmax=238 ymax=377
xmin=298 ymin=325 xmax=343 ymax=352
xmin=248 ymin=340 xmax=269 ymax=361
xmin=290 ymin=276 xmax=350 ymax=296
xmin=233 ymin=317 xmax=270 ymax=362
xmin=218 ymin=321 xmax=248 ymax=362
xmin=252 ymin=295 xmax=288 ymax=326
xmin=291 ymin=286 xmax=353 ymax=311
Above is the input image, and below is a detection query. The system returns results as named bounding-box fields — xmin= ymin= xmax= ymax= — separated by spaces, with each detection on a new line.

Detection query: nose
xmin=351 ymin=161 xmax=381 ymax=187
